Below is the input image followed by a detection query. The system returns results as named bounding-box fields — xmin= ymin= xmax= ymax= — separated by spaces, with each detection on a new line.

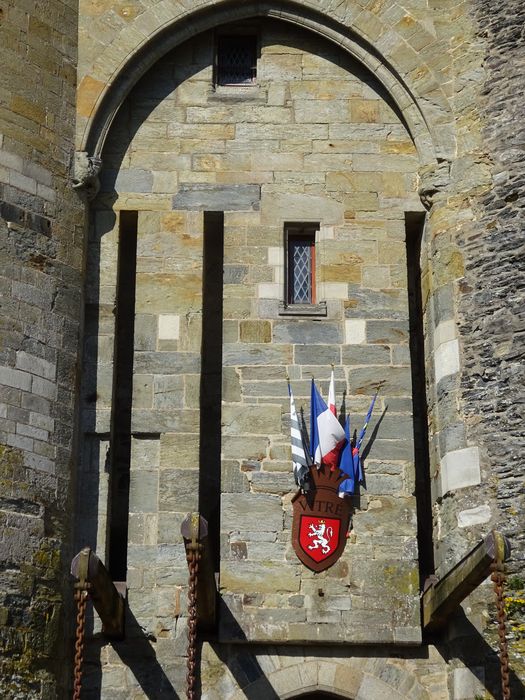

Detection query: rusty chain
xmin=73 ymin=585 xmax=90 ymax=700
xmin=491 ymin=560 xmax=511 ymax=700
xmin=186 ymin=545 xmax=201 ymax=699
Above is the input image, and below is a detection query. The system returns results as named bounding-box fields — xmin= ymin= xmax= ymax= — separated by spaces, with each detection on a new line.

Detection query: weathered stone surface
xmin=172 ymin=184 xmax=261 ymax=210
xmin=222 ymin=493 xmax=283 ymax=532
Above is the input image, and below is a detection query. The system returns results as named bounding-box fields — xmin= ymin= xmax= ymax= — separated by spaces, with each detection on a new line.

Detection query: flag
xmin=328 ymin=367 xmax=336 ymax=416
xmin=356 ymin=392 xmax=378 ymax=453
xmin=338 ymin=415 xmax=356 ymax=497
xmin=309 ymin=378 xmax=346 ymax=470
xmin=288 ymin=382 xmax=310 ymax=489
xmin=350 ymin=391 xmax=378 ymax=487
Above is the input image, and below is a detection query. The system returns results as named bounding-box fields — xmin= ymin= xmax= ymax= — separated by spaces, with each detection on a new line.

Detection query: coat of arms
xmin=291 ymin=465 xmax=352 ymax=572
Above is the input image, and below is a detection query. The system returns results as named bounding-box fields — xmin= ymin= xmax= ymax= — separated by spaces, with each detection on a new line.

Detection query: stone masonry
xmin=0 ymin=1 xmax=86 ymax=698
xmin=0 ymin=0 xmax=523 ymax=698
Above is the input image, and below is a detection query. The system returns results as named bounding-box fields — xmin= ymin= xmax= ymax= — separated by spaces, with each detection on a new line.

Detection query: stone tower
xmin=1 ymin=1 xmax=524 ymax=698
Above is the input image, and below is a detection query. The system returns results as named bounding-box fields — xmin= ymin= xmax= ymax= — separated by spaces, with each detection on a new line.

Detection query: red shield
xmin=298 ymin=516 xmax=340 ymax=563
xmin=291 ymin=466 xmax=353 ymax=572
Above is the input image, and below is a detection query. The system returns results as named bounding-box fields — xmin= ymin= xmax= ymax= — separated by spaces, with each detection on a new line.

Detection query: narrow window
xmin=286 ymin=223 xmax=317 ymax=305
xmin=216 ymin=35 xmax=257 ymax=86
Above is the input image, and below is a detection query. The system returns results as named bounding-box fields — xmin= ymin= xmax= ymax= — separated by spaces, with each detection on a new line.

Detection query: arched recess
xmin=225 ymin=654 xmax=432 ymax=700
xmin=79 ymin=0 xmax=452 ymax=170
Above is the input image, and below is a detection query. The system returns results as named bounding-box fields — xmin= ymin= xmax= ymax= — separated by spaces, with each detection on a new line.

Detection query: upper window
xmin=286 ymin=223 xmax=317 ymax=305
xmin=216 ymin=35 xmax=257 ymax=86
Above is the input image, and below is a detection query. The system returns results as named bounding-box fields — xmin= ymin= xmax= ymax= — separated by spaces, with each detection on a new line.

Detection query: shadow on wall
xmin=81 ymin=605 xmax=181 ymax=699
xmin=434 ymin=609 xmax=525 ymax=700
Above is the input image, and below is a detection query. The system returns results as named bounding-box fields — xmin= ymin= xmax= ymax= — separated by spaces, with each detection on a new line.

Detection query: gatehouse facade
xmin=0 ymin=1 xmax=524 ymax=698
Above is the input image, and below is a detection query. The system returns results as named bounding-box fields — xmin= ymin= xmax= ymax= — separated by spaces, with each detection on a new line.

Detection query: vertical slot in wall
xmin=107 ymin=210 xmax=138 ymax=581
xmin=199 ymin=211 xmax=224 ymax=572
xmin=405 ymin=211 xmax=435 ymax=582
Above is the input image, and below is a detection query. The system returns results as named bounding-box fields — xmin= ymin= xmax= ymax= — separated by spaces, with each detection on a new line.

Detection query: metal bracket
xmin=71 ymin=547 xmax=126 ymax=639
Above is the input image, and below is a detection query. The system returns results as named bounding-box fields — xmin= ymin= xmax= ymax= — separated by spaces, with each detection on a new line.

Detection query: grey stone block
xmin=133 ymin=352 xmax=200 ymax=374
xmin=294 ymin=345 xmax=340 ymax=365
xmin=172 ymin=184 xmax=261 ymax=211
xmin=342 ymin=344 xmax=390 ymax=365
xmin=366 ymin=320 xmax=409 ymax=344
xmin=222 ymin=493 xmax=283 ymax=533
xmin=272 ymin=320 xmax=342 ymax=344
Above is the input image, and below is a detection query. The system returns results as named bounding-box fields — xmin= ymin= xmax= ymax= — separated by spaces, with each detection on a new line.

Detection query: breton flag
xmin=288 ymin=381 xmax=310 ymax=489
xmin=328 ymin=367 xmax=336 ymax=416
xmin=310 ymin=378 xmax=346 ymax=470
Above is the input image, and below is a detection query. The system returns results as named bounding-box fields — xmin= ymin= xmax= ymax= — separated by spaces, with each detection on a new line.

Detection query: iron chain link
xmin=491 ymin=561 xmax=511 ymax=700
xmin=73 ymin=586 xmax=89 ymax=700
xmin=186 ymin=546 xmax=201 ymax=699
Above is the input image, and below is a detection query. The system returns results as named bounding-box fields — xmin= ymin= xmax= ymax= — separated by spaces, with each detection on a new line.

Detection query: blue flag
xmin=338 ymin=415 xmax=355 ymax=497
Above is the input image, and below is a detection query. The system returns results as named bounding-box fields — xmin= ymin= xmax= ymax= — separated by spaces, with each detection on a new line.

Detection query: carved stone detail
xmin=72 ymin=151 xmax=102 ymax=200
xmin=418 ymin=159 xmax=451 ymax=210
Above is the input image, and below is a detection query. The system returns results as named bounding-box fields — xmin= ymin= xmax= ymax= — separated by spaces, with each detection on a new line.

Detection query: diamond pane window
xmin=217 ymin=36 xmax=257 ymax=86
xmin=286 ymin=224 xmax=317 ymax=305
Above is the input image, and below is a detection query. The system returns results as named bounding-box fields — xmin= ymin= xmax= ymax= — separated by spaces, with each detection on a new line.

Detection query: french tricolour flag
xmin=310 ymin=378 xmax=346 ymax=470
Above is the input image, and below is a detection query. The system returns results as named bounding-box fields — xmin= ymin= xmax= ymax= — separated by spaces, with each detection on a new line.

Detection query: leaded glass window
xmin=217 ymin=36 xmax=257 ymax=86
xmin=286 ymin=224 xmax=317 ymax=305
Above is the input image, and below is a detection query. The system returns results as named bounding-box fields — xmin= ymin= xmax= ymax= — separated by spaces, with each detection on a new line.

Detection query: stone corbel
xmin=72 ymin=151 xmax=103 ymax=201
xmin=418 ymin=159 xmax=451 ymax=210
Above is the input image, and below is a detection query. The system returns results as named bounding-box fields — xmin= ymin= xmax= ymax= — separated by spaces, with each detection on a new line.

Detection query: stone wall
xmin=0 ymin=1 xmax=85 ymax=697
xmin=78 ymin=18 xmax=426 ymax=695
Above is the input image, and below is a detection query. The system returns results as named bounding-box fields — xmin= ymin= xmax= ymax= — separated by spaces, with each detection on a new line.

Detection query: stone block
xmin=250 ymin=471 xmax=295 ymax=495
xmin=135 ymin=273 xmax=202 ymax=315
xmin=221 ymin=493 xmax=283 ymax=533
xmin=15 ymin=351 xmax=56 ymax=381
xmin=132 ymin=374 xmax=153 ymax=409
xmin=452 ymin=666 xmax=485 ymax=700
xmin=172 ymin=184 xmax=261 ymax=211
xmin=260 ymin=192 xmax=342 ymax=225
xmin=457 ymin=504 xmax=491 ymax=528
xmin=159 ymin=469 xmax=199 ymax=512
xmin=133 ymin=352 xmax=200 ymax=375
xmin=222 ymin=435 xmax=269 ymax=461
xmin=344 ymin=319 xmax=366 ymax=344
xmin=294 ymin=345 xmax=340 ymax=365
xmin=366 ymin=320 xmax=409 ymax=344
xmin=434 ymin=338 xmax=460 ymax=383
xmin=343 ymin=344 xmax=390 ymax=365
xmin=240 ymin=320 xmax=271 ymax=343
xmin=222 ymin=404 xmax=281 ymax=436
xmin=349 ymin=366 xmax=412 ymax=396
xmin=440 ymin=447 xmax=480 ymax=495
xmin=131 ymin=408 xmax=199 ymax=434
xmin=159 ymin=432 xmax=199 ymax=469
xmin=0 ymin=367 xmax=32 ymax=391
xmin=158 ymin=314 xmax=180 ymax=341
xmin=222 ymin=343 xmax=292 ymax=366
xmin=153 ymin=375 xmax=185 ymax=409
xmin=273 ymin=320 xmax=342 ymax=345
xmin=220 ymin=561 xmax=300 ymax=594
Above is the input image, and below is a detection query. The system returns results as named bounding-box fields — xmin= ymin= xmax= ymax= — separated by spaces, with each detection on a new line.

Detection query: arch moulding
xmin=78 ymin=0 xmax=454 ymax=176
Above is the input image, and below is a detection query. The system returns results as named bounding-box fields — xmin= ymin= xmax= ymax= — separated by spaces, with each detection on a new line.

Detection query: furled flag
xmin=288 ymin=381 xmax=310 ymax=489
xmin=310 ymin=378 xmax=346 ymax=471
xmin=328 ymin=366 xmax=336 ymax=416
xmin=338 ymin=415 xmax=355 ymax=497
xmin=351 ymin=391 xmax=379 ymax=485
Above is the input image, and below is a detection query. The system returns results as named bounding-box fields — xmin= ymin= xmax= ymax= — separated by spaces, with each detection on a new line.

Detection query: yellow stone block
xmin=350 ymin=100 xmax=380 ymax=123
xmin=77 ymin=76 xmax=107 ymax=118
xmin=240 ymin=321 xmax=272 ymax=343
xmin=10 ymin=96 xmax=46 ymax=125
xmin=381 ymin=141 xmax=417 ymax=155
